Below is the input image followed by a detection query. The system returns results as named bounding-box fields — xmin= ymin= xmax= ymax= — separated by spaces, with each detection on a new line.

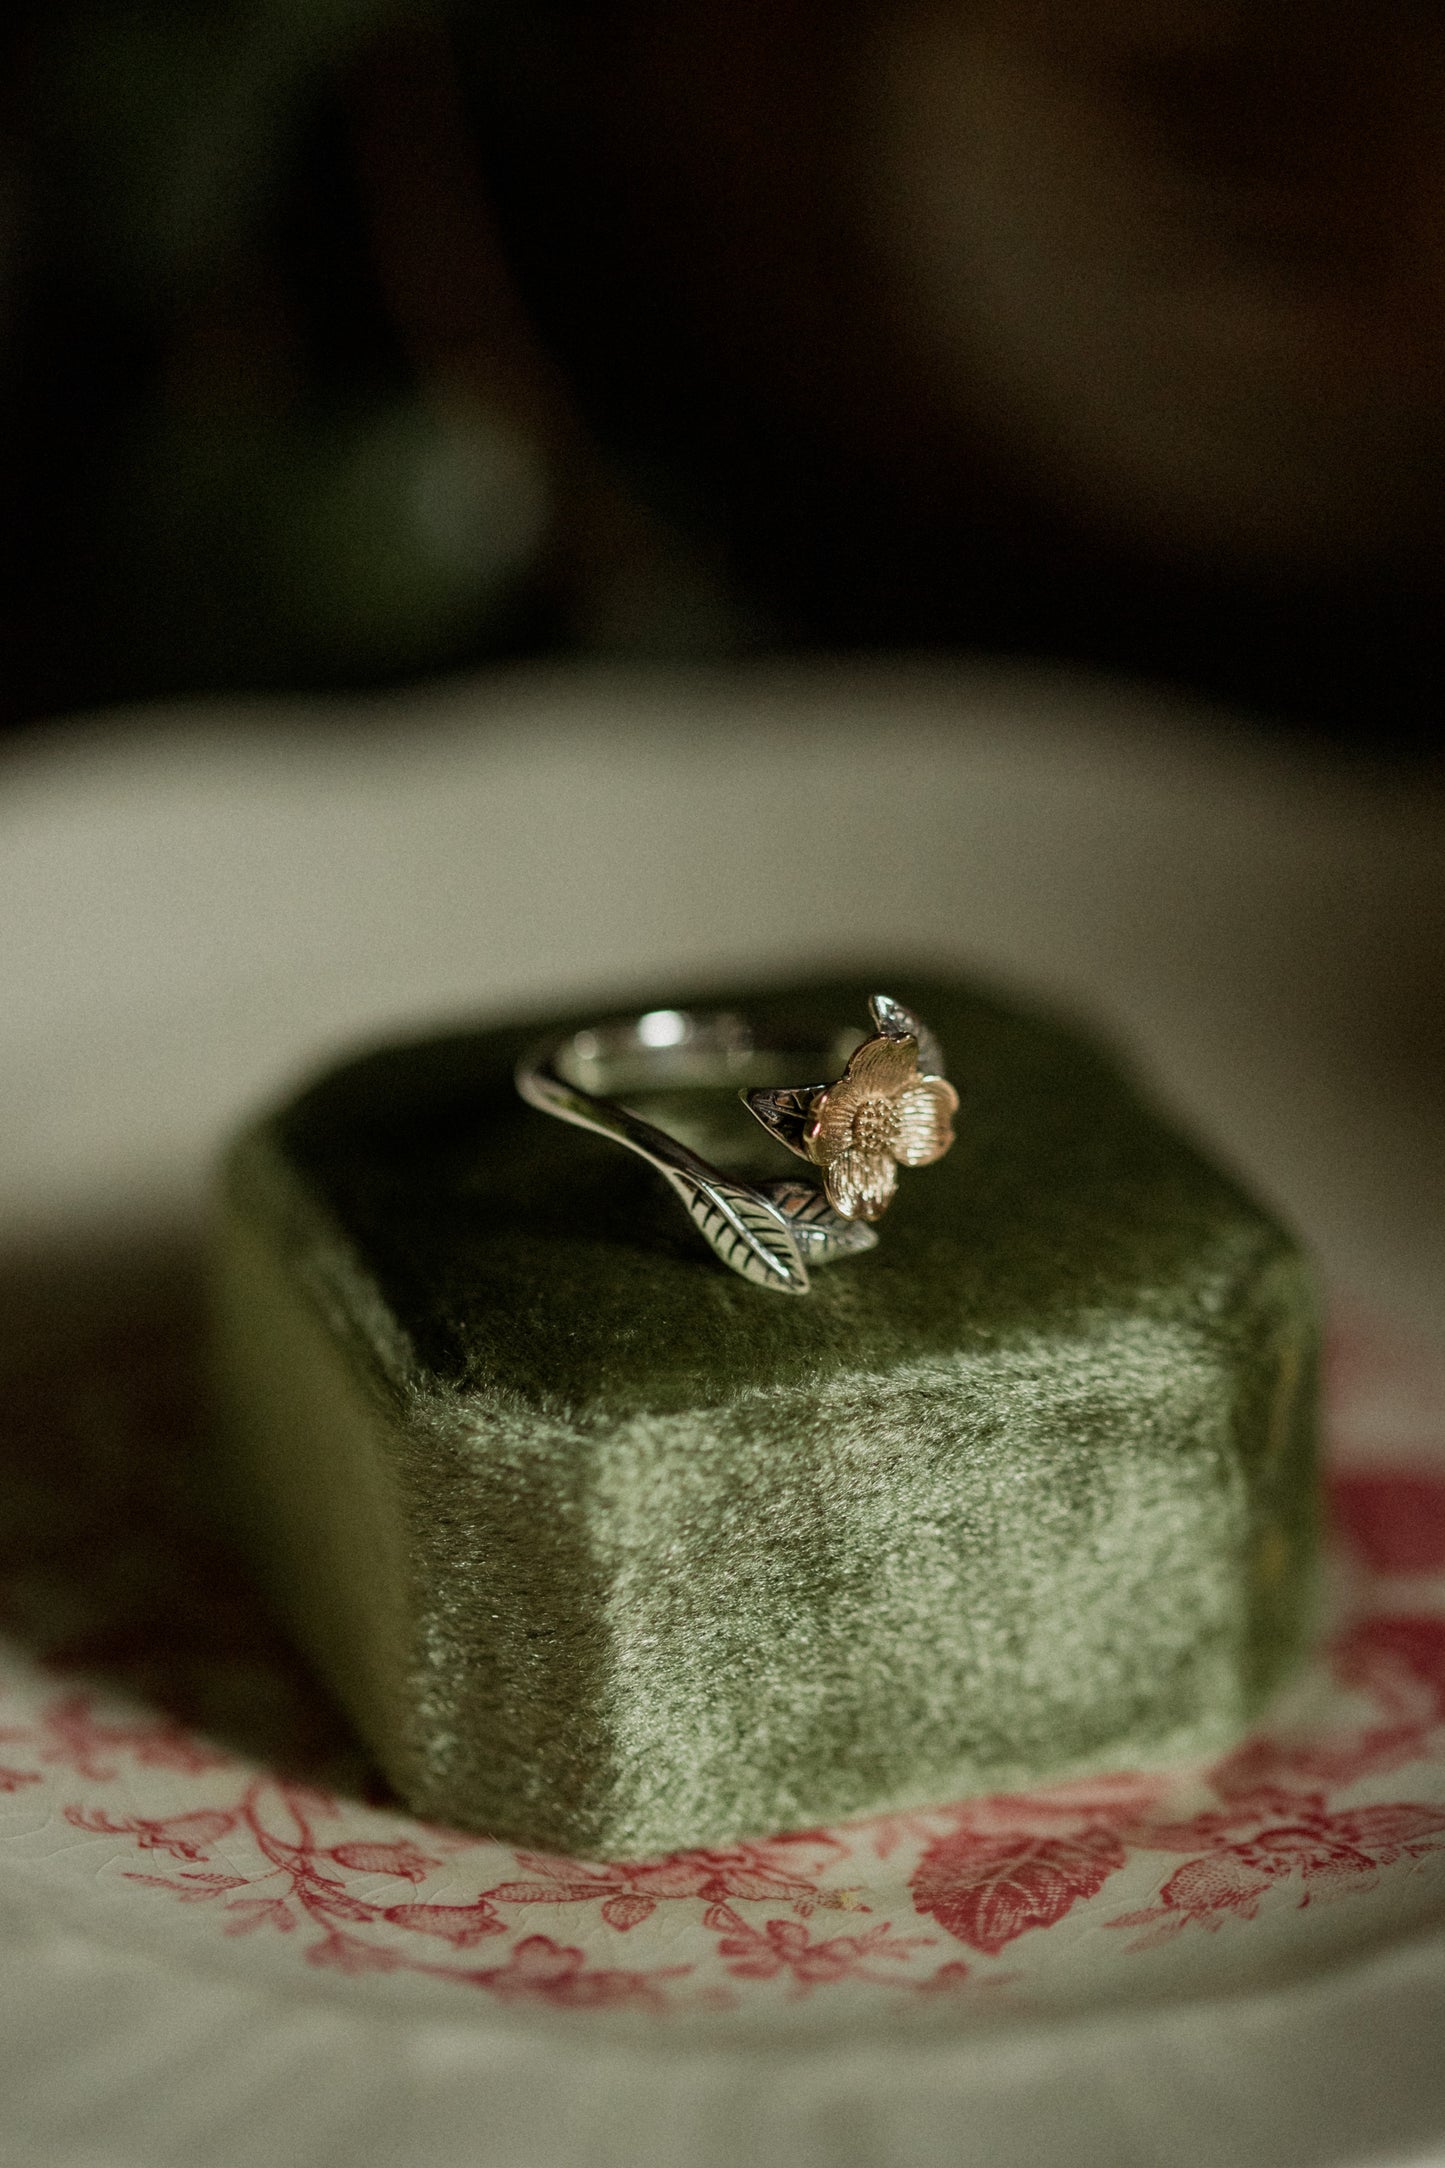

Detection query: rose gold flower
xmin=803 ymin=1033 xmax=958 ymax=1221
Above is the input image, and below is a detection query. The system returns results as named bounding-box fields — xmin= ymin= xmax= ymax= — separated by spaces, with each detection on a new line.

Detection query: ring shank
xmin=556 ymin=1008 xmax=862 ymax=1098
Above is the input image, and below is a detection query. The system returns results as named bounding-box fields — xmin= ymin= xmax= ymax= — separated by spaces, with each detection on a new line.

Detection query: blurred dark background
xmin=5 ymin=0 xmax=1445 ymax=746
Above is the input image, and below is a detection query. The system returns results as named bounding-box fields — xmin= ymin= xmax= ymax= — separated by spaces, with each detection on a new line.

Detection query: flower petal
xmin=894 ymin=1078 xmax=959 ymax=1167
xmin=825 ymin=1149 xmax=898 ymax=1222
xmin=805 ymin=1079 xmax=859 ymax=1165
xmin=842 ymin=1032 xmax=919 ymax=1099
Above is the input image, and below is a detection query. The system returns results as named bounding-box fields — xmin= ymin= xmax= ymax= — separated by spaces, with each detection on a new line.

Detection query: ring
xmin=515 ymin=994 xmax=958 ymax=1295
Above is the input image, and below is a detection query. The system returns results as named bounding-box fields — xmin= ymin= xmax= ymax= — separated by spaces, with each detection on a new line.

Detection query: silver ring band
xmin=515 ymin=994 xmax=956 ymax=1296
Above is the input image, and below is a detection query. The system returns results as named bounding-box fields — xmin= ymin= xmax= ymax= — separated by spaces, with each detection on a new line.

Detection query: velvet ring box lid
xmin=212 ymin=975 xmax=1318 ymax=1860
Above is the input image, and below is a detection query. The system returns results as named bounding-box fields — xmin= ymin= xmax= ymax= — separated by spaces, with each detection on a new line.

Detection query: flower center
xmin=850 ymin=1095 xmax=901 ymax=1156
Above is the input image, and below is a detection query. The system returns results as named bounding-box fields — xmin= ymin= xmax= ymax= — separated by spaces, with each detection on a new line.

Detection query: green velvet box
xmin=213 ymin=976 xmax=1318 ymax=1858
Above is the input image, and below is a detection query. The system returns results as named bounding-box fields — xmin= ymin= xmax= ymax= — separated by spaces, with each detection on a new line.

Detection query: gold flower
xmin=804 ymin=1033 xmax=958 ymax=1221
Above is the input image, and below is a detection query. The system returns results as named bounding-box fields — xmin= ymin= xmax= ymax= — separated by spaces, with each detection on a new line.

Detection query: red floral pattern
xmin=710 ymin=1916 xmax=932 ymax=1993
xmin=1330 ymin=1475 xmax=1445 ymax=1576
xmin=912 ymin=1821 xmax=1132 ymax=1955
xmin=1 ymin=1284 xmax=1443 ymax=2018
xmin=1107 ymin=1794 xmax=1445 ymax=1948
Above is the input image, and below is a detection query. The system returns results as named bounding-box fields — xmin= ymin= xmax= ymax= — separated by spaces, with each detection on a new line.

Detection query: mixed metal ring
xmin=515 ymin=993 xmax=957 ymax=1295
